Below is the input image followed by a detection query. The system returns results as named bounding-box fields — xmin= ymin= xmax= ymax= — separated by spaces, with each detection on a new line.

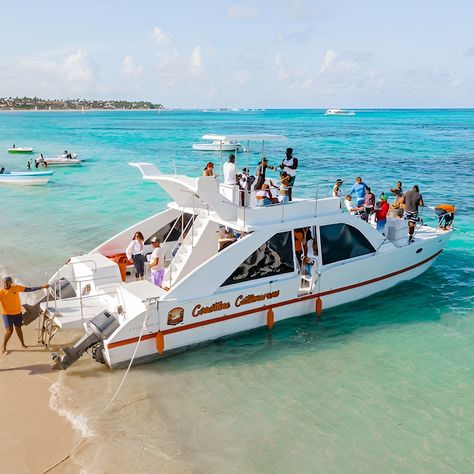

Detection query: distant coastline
xmin=0 ymin=97 xmax=164 ymax=111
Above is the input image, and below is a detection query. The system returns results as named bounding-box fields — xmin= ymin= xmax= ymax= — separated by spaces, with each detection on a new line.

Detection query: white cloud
xmin=149 ymin=26 xmax=204 ymax=88
xmin=274 ymin=50 xmax=313 ymax=90
xmin=273 ymin=48 xmax=385 ymax=99
xmin=12 ymin=50 xmax=100 ymax=96
xmin=61 ymin=51 xmax=98 ymax=90
xmin=149 ymin=26 xmax=174 ymax=46
xmin=189 ymin=46 xmax=202 ymax=71
xmin=277 ymin=0 xmax=317 ymax=20
xmin=121 ymin=56 xmax=143 ymax=81
xmin=227 ymin=3 xmax=258 ymax=20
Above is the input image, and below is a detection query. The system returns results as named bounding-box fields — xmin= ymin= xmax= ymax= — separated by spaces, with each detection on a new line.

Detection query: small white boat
xmin=8 ymin=147 xmax=34 ymax=154
xmin=44 ymin=153 xmax=81 ymax=166
xmin=0 ymin=170 xmax=54 ymax=185
xmin=193 ymin=134 xmax=244 ymax=152
xmin=325 ymin=109 xmax=356 ymax=116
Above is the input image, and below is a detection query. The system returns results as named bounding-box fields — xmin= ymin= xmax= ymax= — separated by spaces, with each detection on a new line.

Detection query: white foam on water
xmin=49 ymin=377 xmax=94 ymax=439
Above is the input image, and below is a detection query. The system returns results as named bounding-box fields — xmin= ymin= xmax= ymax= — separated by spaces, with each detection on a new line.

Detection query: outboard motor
xmin=51 ymin=310 xmax=120 ymax=370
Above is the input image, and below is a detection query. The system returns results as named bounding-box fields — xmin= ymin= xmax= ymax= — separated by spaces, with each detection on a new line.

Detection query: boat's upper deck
xmin=130 ymin=162 xmax=342 ymax=231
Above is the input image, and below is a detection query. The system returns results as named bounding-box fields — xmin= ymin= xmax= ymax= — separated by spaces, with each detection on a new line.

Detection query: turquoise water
xmin=1 ymin=109 xmax=473 ymax=472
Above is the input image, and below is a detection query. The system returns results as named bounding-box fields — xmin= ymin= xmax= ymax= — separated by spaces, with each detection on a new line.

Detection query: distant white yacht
xmin=325 ymin=108 xmax=356 ymax=116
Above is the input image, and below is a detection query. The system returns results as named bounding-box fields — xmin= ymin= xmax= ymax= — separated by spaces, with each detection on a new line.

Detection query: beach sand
xmin=0 ymin=322 xmax=82 ymax=473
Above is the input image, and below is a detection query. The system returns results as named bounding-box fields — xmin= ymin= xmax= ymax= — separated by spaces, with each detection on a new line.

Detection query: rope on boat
xmin=102 ymin=300 xmax=152 ymax=413
xmin=42 ymin=300 xmax=154 ymax=473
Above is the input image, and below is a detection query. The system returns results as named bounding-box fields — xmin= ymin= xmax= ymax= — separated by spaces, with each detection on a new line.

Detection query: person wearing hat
xmin=332 ymin=179 xmax=344 ymax=198
xmin=254 ymin=157 xmax=277 ymax=191
xmin=279 ymin=147 xmax=298 ymax=201
xmin=375 ymin=194 xmax=390 ymax=234
xmin=149 ymin=238 xmax=165 ymax=287
xmin=0 ymin=276 xmax=49 ymax=354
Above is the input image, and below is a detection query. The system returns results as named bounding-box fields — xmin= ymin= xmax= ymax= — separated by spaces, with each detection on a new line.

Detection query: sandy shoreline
xmin=0 ymin=322 xmax=82 ymax=473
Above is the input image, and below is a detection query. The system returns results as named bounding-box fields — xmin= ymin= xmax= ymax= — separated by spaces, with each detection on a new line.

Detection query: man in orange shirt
xmin=0 ymin=276 xmax=49 ymax=354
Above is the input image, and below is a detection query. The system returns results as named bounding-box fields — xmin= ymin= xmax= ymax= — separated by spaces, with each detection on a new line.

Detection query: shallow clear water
xmin=1 ymin=109 xmax=473 ymax=472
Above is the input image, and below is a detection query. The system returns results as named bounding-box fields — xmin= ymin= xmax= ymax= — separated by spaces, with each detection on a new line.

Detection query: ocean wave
xmin=49 ymin=377 xmax=94 ymax=438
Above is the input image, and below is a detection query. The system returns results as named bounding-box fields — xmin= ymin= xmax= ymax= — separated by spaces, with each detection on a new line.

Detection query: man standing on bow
xmin=403 ymin=185 xmax=424 ymax=243
xmin=0 ymin=276 xmax=49 ymax=354
xmin=280 ymin=147 xmax=298 ymax=201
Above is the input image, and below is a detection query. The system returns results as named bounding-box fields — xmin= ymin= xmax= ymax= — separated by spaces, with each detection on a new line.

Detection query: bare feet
xmin=21 ymin=345 xmax=27 ymax=350
xmin=2 ymin=349 xmax=8 ymax=355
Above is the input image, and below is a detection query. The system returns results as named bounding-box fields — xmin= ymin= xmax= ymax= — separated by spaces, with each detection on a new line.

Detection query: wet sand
xmin=0 ymin=322 xmax=81 ymax=473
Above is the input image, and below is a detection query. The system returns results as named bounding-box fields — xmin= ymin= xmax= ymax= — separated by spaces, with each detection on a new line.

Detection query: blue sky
xmin=1 ymin=0 xmax=473 ymax=107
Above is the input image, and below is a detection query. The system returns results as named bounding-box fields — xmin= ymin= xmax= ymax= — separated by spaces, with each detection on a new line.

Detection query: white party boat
xmin=41 ymin=151 xmax=453 ymax=370
xmin=192 ymin=134 xmax=244 ymax=152
xmin=325 ymin=109 xmax=356 ymax=116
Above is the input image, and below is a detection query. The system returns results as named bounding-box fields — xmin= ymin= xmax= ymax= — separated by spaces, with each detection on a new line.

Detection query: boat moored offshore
xmin=192 ymin=134 xmax=244 ymax=152
xmin=0 ymin=169 xmax=54 ymax=185
xmin=44 ymin=153 xmax=81 ymax=166
xmin=8 ymin=146 xmax=34 ymax=153
xmin=325 ymin=109 xmax=356 ymax=116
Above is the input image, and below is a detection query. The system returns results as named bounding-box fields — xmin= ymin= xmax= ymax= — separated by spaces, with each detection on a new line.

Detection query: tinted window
xmin=222 ymin=231 xmax=294 ymax=286
xmin=320 ymin=223 xmax=375 ymax=265
xmin=145 ymin=213 xmax=194 ymax=244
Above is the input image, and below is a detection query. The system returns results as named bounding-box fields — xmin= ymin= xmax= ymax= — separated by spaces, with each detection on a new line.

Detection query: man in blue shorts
xmin=0 ymin=276 xmax=49 ymax=354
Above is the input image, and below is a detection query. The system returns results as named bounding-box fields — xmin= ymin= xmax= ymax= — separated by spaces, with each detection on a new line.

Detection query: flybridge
xmin=129 ymin=162 xmax=342 ymax=228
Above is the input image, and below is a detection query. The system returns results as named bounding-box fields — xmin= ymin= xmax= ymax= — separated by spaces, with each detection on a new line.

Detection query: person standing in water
xmin=280 ymin=148 xmax=298 ymax=201
xmin=0 ymin=276 xmax=49 ymax=354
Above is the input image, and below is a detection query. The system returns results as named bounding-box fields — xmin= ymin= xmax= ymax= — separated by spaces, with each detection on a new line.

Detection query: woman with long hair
xmin=203 ymin=162 xmax=214 ymax=176
xmin=126 ymin=231 xmax=145 ymax=280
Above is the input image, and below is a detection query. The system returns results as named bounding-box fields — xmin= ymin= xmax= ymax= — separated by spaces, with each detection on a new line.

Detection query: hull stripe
xmin=108 ymin=249 xmax=442 ymax=349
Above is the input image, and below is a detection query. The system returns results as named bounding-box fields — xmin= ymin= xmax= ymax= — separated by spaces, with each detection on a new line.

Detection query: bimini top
xmin=201 ymin=133 xmax=287 ymax=142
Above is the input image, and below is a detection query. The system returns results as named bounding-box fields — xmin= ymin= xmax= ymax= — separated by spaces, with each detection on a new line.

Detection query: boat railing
xmin=48 ymin=274 xmax=120 ymax=321
xmin=218 ymin=182 xmax=339 ymax=226
xmin=164 ymin=208 xmax=203 ymax=288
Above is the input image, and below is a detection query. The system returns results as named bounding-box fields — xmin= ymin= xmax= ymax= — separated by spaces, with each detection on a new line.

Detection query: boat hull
xmin=192 ymin=144 xmax=243 ymax=151
xmin=1 ymin=171 xmax=53 ymax=185
xmin=104 ymin=232 xmax=450 ymax=369
xmin=44 ymin=159 xmax=81 ymax=166
xmin=8 ymin=148 xmax=34 ymax=153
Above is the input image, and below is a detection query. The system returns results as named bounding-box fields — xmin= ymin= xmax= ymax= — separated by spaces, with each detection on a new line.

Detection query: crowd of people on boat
xmin=334 ymin=176 xmax=455 ymax=241
xmin=200 ymin=149 xmax=455 ymax=241
xmin=202 ymin=147 xmax=299 ymax=206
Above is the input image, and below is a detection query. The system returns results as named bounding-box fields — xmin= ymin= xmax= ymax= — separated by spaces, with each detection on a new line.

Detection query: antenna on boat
xmin=172 ymin=160 xmax=177 ymax=175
